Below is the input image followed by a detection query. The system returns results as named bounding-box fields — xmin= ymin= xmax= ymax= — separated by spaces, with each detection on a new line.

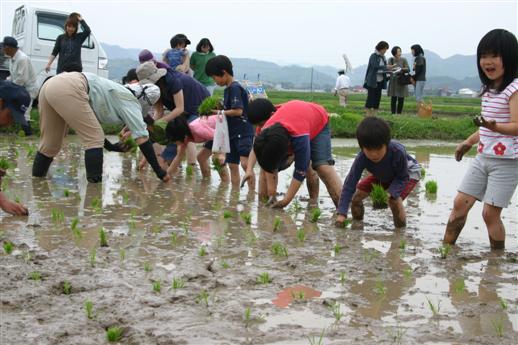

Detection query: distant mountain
xmin=102 ymin=44 xmax=480 ymax=91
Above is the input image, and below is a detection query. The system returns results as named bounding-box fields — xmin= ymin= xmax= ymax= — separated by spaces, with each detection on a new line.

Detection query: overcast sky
xmin=1 ymin=0 xmax=517 ymax=68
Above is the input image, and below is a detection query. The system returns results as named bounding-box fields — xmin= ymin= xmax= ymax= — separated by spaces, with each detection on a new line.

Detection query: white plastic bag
xmin=212 ymin=114 xmax=230 ymax=153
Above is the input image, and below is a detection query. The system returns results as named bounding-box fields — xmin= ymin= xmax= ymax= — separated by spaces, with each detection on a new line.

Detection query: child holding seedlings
xmin=443 ymin=29 xmax=518 ymax=250
xmin=335 ymin=117 xmax=421 ymax=228
xmin=203 ymin=55 xmax=255 ymax=186
xmin=252 ymin=99 xmax=343 ymax=208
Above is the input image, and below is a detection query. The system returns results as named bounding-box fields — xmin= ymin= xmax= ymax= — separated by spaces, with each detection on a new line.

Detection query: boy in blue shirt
xmin=203 ymin=55 xmax=255 ymax=186
xmin=335 ymin=117 xmax=421 ymax=228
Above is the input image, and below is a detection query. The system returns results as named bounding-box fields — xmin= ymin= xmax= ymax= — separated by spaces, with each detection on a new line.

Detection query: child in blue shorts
xmin=203 ymin=55 xmax=255 ymax=186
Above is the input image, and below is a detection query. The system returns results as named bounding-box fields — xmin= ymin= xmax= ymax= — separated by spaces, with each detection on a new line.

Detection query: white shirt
xmin=335 ymin=74 xmax=351 ymax=90
xmin=9 ymin=49 xmax=38 ymax=98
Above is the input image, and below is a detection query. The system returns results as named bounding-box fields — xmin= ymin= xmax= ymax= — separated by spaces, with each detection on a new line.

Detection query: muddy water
xmin=1 ymin=136 xmax=517 ymax=345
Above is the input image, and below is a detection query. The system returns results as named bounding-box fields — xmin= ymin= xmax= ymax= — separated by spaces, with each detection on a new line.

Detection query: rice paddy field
xmin=1 ymin=135 xmax=517 ymax=345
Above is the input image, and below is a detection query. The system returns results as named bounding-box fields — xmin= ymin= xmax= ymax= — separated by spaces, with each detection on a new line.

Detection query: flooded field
xmin=1 ymin=136 xmax=517 ymax=345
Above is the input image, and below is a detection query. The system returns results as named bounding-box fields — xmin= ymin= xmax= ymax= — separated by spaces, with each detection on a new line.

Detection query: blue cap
xmin=2 ymin=36 xmax=18 ymax=48
xmin=0 ymin=80 xmax=30 ymax=126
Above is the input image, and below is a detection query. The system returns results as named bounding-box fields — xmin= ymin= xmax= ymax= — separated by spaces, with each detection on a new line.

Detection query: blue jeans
xmin=310 ymin=124 xmax=335 ymax=168
xmin=414 ymin=81 xmax=425 ymax=102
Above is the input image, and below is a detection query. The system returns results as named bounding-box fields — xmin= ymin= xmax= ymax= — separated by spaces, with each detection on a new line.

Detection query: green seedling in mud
xmin=99 ymin=227 xmax=109 ymax=247
xmin=3 ymin=241 xmax=13 ymax=254
xmin=271 ymin=242 xmax=288 ymax=257
xmin=426 ymin=297 xmax=440 ymax=317
xmin=307 ymin=328 xmax=326 ymax=345
xmin=363 ymin=248 xmax=380 ymax=263
xmin=370 ymin=184 xmax=388 ymax=209
xmin=223 ymin=210 xmax=233 ymax=219
xmin=438 ymin=244 xmax=451 ymax=259
xmin=196 ymin=290 xmax=210 ymax=307
xmin=106 ymin=326 xmax=123 ymax=342
xmin=14 ymin=196 xmax=20 ymax=203
xmin=171 ymin=277 xmax=185 ymax=291
xmin=399 ymin=239 xmax=407 ymax=250
xmin=70 ymin=218 xmax=82 ymax=239
xmin=151 ymin=224 xmax=162 ymax=234
xmin=333 ymin=243 xmax=342 ymax=255
xmin=51 ymin=208 xmax=64 ymax=224
xmin=198 ymin=96 xmax=222 ymax=115
xmin=90 ymin=197 xmax=102 ymax=213
xmin=273 ymin=216 xmax=281 ymax=231
xmin=387 ymin=322 xmax=407 ymax=344
xmin=245 ymin=231 xmax=257 ymax=246
xmin=329 ymin=302 xmax=344 ymax=322
xmin=403 ymin=267 xmax=413 ymax=280
xmin=121 ymin=191 xmax=129 ymax=204
xmin=243 ymin=306 xmax=265 ymax=328
xmin=170 ymin=232 xmax=178 ymax=246
xmin=89 ymin=248 xmax=96 ymax=267
xmin=62 ymin=281 xmax=72 ymax=295
xmin=420 ymin=167 xmax=426 ymax=178
xmin=124 ymin=137 xmax=138 ymax=153
xmin=499 ymin=298 xmax=508 ymax=310
xmin=257 ymin=272 xmax=272 ymax=285
xmin=290 ymin=198 xmax=303 ymax=214
xmin=0 ymin=157 xmax=12 ymax=170
xmin=198 ymin=245 xmax=207 ymax=257
xmin=152 ymin=280 xmax=161 ymax=293
xmin=339 ymin=272 xmax=347 ymax=286
xmin=296 ymin=228 xmax=306 ymax=243
xmin=84 ymin=300 xmax=94 ymax=320
xmin=28 ymin=271 xmax=41 ymax=281
xmin=425 ymin=180 xmax=438 ymax=194
xmin=23 ymin=250 xmax=32 ymax=263
xmin=292 ymin=290 xmax=306 ymax=301
xmin=212 ymin=157 xmax=223 ymax=173
xmin=148 ymin=119 xmax=169 ymax=145
xmin=453 ymin=278 xmax=466 ymax=294
xmin=221 ymin=260 xmax=230 ymax=269
xmin=119 ymin=249 xmax=125 ymax=263
xmin=241 ymin=212 xmax=252 ymax=225
xmin=144 ymin=262 xmax=152 ymax=272
xmin=374 ymin=278 xmax=387 ymax=296
xmin=182 ymin=222 xmax=189 ymax=235
xmin=491 ymin=317 xmax=504 ymax=337
xmin=185 ymin=164 xmax=193 ymax=177
xmin=310 ymin=208 xmax=321 ymax=223
xmin=63 ymin=188 xmax=70 ymax=197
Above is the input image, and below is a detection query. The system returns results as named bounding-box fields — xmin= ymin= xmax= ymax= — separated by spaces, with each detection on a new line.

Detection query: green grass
xmin=106 ymin=326 xmax=122 ymax=342
xmin=370 ymin=184 xmax=388 ymax=209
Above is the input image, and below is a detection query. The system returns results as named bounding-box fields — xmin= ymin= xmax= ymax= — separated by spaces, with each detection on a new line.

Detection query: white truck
xmin=9 ymin=5 xmax=109 ymax=90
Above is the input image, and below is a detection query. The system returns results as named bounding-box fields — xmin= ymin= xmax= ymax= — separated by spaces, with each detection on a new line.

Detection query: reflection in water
xmin=272 ymin=285 xmax=322 ymax=308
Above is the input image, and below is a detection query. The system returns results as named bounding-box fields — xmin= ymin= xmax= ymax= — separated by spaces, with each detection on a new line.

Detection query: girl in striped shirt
xmin=443 ymin=29 xmax=518 ymax=250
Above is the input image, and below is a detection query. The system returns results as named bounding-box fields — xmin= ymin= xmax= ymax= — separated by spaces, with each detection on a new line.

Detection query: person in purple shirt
xmin=336 ymin=117 xmax=421 ymax=228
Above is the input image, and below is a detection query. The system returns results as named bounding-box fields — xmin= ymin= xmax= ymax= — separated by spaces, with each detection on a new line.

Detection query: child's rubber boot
xmin=85 ymin=148 xmax=103 ymax=183
xmin=32 ymin=151 xmax=53 ymax=177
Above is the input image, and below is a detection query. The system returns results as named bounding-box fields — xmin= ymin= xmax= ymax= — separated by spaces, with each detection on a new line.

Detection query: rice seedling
xmin=196 ymin=289 xmax=210 ymax=307
xmin=333 ymin=243 xmax=341 ymax=255
xmin=144 ymin=262 xmax=152 ymax=272
xmin=245 ymin=230 xmax=257 ymax=246
xmin=0 ymin=157 xmax=11 ymax=170
xmin=124 ymin=137 xmax=138 ymax=153
xmin=387 ymin=322 xmax=406 ymax=344
xmin=223 ymin=210 xmax=233 ymax=219
xmin=84 ymin=299 xmax=94 ymax=319
xmin=399 ymin=239 xmax=407 ymax=250
xmin=51 ymin=208 xmax=64 ymax=224
xmin=171 ymin=277 xmax=185 ymax=291
xmin=425 ymin=180 xmax=438 ymax=194
xmin=62 ymin=281 xmax=72 ymax=295
xmin=420 ymin=167 xmax=426 ymax=178
xmin=290 ymin=198 xmax=302 ymax=214
xmin=122 ymin=191 xmax=129 ymax=204
xmin=152 ymin=280 xmax=161 ymax=293
xmin=151 ymin=224 xmax=162 ymax=234
xmin=499 ymin=297 xmax=508 ymax=310
xmin=363 ymin=248 xmax=380 ymax=263
xmin=170 ymin=232 xmax=178 ymax=246
xmin=221 ymin=260 xmax=230 ymax=269
xmin=243 ymin=306 xmax=265 ymax=328
xmin=339 ymin=272 xmax=347 ymax=286
xmin=212 ymin=157 xmax=223 ymax=173
xmin=438 ymin=244 xmax=451 ymax=259
xmin=63 ymin=189 xmax=70 ymax=197
xmin=90 ymin=197 xmax=102 ymax=213
xmin=241 ymin=212 xmax=252 ymax=225
xmin=70 ymin=218 xmax=82 ymax=239
xmin=14 ymin=196 xmax=20 ymax=203
xmin=3 ymin=241 xmax=13 ymax=254
xmin=296 ymin=228 xmax=306 ymax=243
xmin=273 ymin=216 xmax=281 ymax=231
xmin=119 ymin=249 xmax=125 ymax=263
xmin=99 ymin=227 xmax=109 ymax=247
xmin=271 ymin=242 xmax=288 ymax=257
xmin=370 ymin=184 xmax=388 ymax=209
xmin=374 ymin=278 xmax=387 ymax=296
xmin=256 ymin=272 xmax=272 ymax=285
xmin=106 ymin=326 xmax=122 ymax=342
xmin=426 ymin=297 xmax=440 ymax=316
xmin=182 ymin=222 xmax=189 ymax=235
xmin=198 ymin=245 xmax=207 ymax=257
xmin=306 ymin=328 xmax=325 ymax=345
xmin=89 ymin=248 xmax=96 ymax=267
xmin=292 ymin=290 xmax=306 ymax=301
xmin=453 ymin=278 xmax=466 ymax=294
xmin=198 ymin=96 xmax=222 ymax=115
xmin=185 ymin=164 xmax=193 ymax=177
xmin=23 ymin=250 xmax=32 ymax=263
xmin=310 ymin=208 xmax=321 ymax=222
xmin=329 ymin=302 xmax=344 ymax=322
xmin=491 ymin=317 xmax=504 ymax=337
xmin=403 ymin=267 xmax=413 ymax=280
xmin=28 ymin=271 xmax=41 ymax=281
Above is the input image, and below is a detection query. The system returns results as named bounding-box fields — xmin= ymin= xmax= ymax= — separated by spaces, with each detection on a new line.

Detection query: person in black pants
xmin=387 ymin=46 xmax=410 ymax=114
xmin=363 ymin=41 xmax=393 ymax=116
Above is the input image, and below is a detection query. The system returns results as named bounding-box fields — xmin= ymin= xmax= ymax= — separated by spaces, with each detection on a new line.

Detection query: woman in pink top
xmin=443 ymin=29 xmax=518 ymax=250
xmin=165 ymin=113 xmax=226 ymax=178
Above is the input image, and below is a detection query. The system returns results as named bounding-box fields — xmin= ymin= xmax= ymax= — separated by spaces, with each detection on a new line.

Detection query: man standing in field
xmin=334 ymin=69 xmax=351 ymax=107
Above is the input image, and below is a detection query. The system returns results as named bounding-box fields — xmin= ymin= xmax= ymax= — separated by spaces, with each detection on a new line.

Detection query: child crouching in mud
xmin=335 ymin=117 xmax=421 ymax=228
xmin=443 ymin=29 xmax=518 ymax=250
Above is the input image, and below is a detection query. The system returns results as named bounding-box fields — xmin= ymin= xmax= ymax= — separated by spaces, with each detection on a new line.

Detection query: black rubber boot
xmin=84 ymin=148 xmax=103 ymax=183
xmin=32 ymin=152 xmax=53 ymax=177
xmin=22 ymin=121 xmax=32 ymax=136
